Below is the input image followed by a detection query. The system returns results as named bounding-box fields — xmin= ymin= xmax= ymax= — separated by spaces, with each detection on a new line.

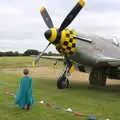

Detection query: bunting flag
xmin=4 ymin=92 xmax=110 ymax=120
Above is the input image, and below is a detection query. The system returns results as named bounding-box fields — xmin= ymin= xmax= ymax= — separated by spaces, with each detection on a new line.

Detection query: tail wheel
xmin=57 ymin=75 xmax=69 ymax=89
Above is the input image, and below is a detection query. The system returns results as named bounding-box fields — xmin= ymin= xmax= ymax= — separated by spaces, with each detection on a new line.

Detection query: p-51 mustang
xmin=34 ymin=0 xmax=120 ymax=89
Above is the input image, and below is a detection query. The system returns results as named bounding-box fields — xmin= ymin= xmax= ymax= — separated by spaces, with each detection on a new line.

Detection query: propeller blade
xmin=34 ymin=43 xmax=51 ymax=65
xmin=40 ymin=7 xmax=54 ymax=28
xmin=59 ymin=0 xmax=85 ymax=31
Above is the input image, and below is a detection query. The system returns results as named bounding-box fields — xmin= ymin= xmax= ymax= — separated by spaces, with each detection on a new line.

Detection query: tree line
xmin=0 ymin=49 xmax=60 ymax=56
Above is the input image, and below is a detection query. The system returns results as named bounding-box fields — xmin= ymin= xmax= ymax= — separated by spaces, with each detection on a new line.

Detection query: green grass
xmin=0 ymin=56 xmax=63 ymax=68
xmin=0 ymin=57 xmax=120 ymax=120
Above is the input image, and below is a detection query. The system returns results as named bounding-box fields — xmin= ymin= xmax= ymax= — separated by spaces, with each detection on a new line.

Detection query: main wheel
xmin=57 ymin=75 xmax=69 ymax=89
xmin=89 ymin=68 xmax=106 ymax=86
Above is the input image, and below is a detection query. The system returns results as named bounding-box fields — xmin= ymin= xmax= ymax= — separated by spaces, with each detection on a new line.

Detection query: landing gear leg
xmin=89 ymin=68 xmax=106 ymax=87
xmin=57 ymin=64 xmax=72 ymax=89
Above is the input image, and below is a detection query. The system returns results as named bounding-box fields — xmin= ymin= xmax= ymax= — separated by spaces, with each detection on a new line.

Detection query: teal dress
xmin=14 ymin=76 xmax=34 ymax=108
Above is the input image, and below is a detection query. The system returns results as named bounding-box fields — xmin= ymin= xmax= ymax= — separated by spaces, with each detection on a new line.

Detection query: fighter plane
xmin=34 ymin=0 xmax=120 ymax=89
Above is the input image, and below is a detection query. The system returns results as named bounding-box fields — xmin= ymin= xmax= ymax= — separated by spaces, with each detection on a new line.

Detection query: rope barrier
xmin=37 ymin=100 xmax=110 ymax=120
xmin=4 ymin=91 xmax=110 ymax=120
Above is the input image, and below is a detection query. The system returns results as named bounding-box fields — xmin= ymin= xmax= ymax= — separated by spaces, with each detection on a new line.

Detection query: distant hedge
xmin=0 ymin=49 xmax=60 ymax=56
xmin=0 ymin=51 xmax=22 ymax=56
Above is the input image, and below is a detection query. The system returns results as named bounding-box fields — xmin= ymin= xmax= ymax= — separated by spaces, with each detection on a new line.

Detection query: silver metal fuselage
xmin=68 ymin=35 xmax=120 ymax=67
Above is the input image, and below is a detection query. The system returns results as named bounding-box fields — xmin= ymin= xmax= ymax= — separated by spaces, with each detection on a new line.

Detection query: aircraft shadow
xmin=69 ymin=81 xmax=120 ymax=93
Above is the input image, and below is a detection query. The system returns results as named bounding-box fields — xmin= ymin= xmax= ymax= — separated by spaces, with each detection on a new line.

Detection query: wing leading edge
xmin=97 ymin=57 xmax=120 ymax=67
xmin=40 ymin=56 xmax=64 ymax=61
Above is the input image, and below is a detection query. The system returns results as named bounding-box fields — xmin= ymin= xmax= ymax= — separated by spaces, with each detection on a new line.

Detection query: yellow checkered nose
xmin=60 ymin=30 xmax=77 ymax=54
xmin=44 ymin=28 xmax=77 ymax=55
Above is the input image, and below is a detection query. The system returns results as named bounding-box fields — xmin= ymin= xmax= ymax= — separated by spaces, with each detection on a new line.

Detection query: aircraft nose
xmin=44 ymin=30 xmax=51 ymax=40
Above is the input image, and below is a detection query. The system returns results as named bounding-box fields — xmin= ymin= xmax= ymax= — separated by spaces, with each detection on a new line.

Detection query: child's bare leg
xmin=26 ymin=104 xmax=30 ymax=110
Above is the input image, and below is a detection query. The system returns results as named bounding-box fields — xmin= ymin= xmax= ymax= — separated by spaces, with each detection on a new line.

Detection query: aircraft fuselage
xmin=68 ymin=35 xmax=120 ymax=67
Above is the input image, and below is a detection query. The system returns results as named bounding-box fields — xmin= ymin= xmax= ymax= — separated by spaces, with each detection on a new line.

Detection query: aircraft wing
xmin=40 ymin=56 xmax=64 ymax=61
xmin=97 ymin=57 xmax=120 ymax=67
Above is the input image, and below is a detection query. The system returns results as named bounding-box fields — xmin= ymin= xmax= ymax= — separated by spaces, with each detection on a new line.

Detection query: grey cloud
xmin=0 ymin=0 xmax=120 ymax=52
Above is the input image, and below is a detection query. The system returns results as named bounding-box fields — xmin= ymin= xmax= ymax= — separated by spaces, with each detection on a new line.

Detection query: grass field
xmin=0 ymin=56 xmax=64 ymax=68
xmin=0 ymin=57 xmax=120 ymax=120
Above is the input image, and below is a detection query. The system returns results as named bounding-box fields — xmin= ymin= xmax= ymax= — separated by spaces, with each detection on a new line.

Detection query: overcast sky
xmin=0 ymin=0 xmax=120 ymax=53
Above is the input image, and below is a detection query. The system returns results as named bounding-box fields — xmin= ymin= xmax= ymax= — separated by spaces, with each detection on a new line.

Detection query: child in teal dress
xmin=14 ymin=69 xmax=34 ymax=110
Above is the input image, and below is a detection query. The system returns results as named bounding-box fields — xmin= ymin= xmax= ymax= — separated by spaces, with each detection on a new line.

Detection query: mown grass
xmin=0 ymin=56 xmax=64 ymax=68
xmin=0 ymin=57 xmax=120 ymax=120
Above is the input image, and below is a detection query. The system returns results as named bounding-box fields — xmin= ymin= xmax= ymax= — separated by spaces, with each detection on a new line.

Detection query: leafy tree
xmin=24 ymin=49 xmax=39 ymax=56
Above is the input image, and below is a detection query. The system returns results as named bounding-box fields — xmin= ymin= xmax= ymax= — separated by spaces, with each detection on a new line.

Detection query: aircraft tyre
xmin=89 ymin=69 xmax=106 ymax=86
xmin=57 ymin=75 xmax=69 ymax=89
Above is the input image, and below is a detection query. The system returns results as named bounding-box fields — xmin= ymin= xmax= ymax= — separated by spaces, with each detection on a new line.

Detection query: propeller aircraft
xmin=34 ymin=0 xmax=120 ymax=89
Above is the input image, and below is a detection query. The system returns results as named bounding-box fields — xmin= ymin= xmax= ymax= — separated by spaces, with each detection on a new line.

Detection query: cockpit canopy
xmin=112 ymin=37 xmax=120 ymax=47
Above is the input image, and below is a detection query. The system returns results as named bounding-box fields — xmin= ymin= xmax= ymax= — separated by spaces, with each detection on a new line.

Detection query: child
xmin=14 ymin=68 xmax=34 ymax=110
